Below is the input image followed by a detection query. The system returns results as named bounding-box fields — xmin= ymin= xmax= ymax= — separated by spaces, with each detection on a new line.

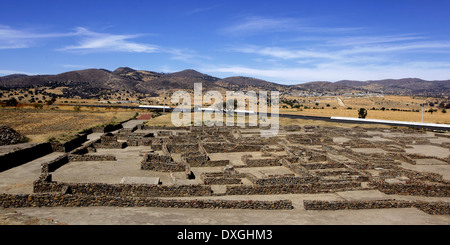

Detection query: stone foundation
xmin=303 ymin=199 xmax=450 ymax=215
xmin=0 ymin=193 xmax=293 ymax=210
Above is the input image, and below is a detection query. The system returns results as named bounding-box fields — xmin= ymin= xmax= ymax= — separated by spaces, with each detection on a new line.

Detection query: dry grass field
xmin=0 ymin=106 xmax=136 ymax=143
xmin=279 ymin=108 xmax=449 ymax=124
xmin=144 ymin=112 xmax=393 ymax=129
xmin=280 ymin=95 xmax=449 ymax=124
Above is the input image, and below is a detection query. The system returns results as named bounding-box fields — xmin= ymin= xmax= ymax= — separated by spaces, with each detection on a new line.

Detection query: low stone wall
xmin=0 ymin=193 xmax=293 ymax=210
xmin=203 ymin=177 xmax=242 ymax=185
xmin=204 ymin=160 xmax=230 ymax=167
xmin=225 ymin=182 xmax=362 ymax=195
xmin=181 ymin=152 xmax=209 ymax=166
xmin=126 ymin=138 xmax=153 ymax=146
xmin=140 ymin=153 xmax=186 ymax=172
xmin=62 ymin=134 xmax=88 ymax=152
xmin=313 ymin=169 xmax=360 ymax=177
xmin=68 ymin=154 xmax=117 ymax=161
xmin=40 ymin=154 xmax=69 ymax=173
xmin=303 ymin=199 xmax=450 ymax=215
xmin=347 ymin=162 xmax=400 ymax=170
xmin=0 ymin=143 xmax=53 ymax=172
xmin=281 ymin=158 xmax=313 ymax=177
xmin=33 ymin=181 xmax=212 ymax=197
xmin=93 ymin=141 xmax=127 ymax=149
xmin=50 ymin=142 xmax=64 ymax=152
xmin=92 ymin=123 xmax=123 ymax=133
xmin=405 ymin=153 xmax=450 ymax=164
xmin=202 ymin=143 xmax=262 ymax=153
xmin=244 ymin=158 xmax=281 ymax=167
xmin=141 ymin=161 xmax=186 ymax=172
xmin=255 ymin=176 xmax=319 ymax=186
xmin=377 ymin=169 xmax=444 ymax=183
xmin=300 ymin=162 xmax=346 ymax=170
xmin=182 ymin=153 xmax=231 ymax=167
xmin=200 ymin=172 xmax=242 ymax=185
xmin=167 ymin=143 xmax=199 ymax=153
xmin=371 ymin=180 xmax=450 ymax=197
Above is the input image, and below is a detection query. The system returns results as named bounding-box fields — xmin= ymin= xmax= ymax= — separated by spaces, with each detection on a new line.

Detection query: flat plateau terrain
xmin=0 ymin=117 xmax=449 ymax=225
xmin=0 ymin=106 xmax=136 ymax=142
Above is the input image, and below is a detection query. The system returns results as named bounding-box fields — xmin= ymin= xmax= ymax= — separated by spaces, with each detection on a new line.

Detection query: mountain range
xmin=0 ymin=67 xmax=448 ymax=98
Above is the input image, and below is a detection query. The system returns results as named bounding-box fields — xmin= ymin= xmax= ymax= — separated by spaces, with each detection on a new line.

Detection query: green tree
xmin=358 ymin=108 xmax=368 ymax=118
xmin=5 ymin=97 xmax=18 ymax=107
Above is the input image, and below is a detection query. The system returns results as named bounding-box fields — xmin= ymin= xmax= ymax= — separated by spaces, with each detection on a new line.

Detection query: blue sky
xmin=1 ymin=0 xmax=450 ymax=84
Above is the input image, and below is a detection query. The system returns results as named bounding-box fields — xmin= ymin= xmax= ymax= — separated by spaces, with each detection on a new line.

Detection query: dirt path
xmin=336 ymin=97 xmax=346 ymax=107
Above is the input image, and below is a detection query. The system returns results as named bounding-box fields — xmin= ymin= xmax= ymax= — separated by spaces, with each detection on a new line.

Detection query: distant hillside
xmin=314 ymin=78 xmax=450 ymax=96
xmin=216 ymin=76 xmax=287 ymax=92
xmin=0 ymin=67 xmax=448 ymax=98
xmin=0 ymin=69 xmax=141 ymax=98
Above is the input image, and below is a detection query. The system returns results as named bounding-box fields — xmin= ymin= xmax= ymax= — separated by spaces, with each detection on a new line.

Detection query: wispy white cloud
xmin=326 ymin=34 xmax=427 ymax=46
xmin=231 ymin=45 xmax=337 ymax=60
xmin=221 ymin=16 xmax=361 ymax=36
xmin=186 ymin=5 xmax=221 ymax=15
xmin=58 ymin=27 xmax=208 ymax=62
xmin=209 ymin=30 xmax=450 ymax=82
xmin=59 ymin=27 xmax=159 ymax=53
xmin=230 ymin=39 xmax=450 ymax=62
xmin=0 ymin=25 xmax=79 ymax=49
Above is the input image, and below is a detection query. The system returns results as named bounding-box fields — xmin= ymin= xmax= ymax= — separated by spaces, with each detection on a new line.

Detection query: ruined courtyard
xmin=0 ymin=119 xmax=449 ymax=225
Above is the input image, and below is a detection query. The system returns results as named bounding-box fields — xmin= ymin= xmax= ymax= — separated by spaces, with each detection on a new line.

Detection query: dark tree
xmin=358 ymin=108 xmax=368 ymax=119
xmin=5 ymin=97 xmax=18 ymax=107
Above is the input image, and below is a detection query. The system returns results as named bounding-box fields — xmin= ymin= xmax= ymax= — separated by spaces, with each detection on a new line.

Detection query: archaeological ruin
xmin=0 ymin=119 xmax=449 ymax=218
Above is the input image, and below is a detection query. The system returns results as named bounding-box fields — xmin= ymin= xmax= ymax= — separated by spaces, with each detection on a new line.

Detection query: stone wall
xmin=313 ymin=169 xmax=360 ymax=177
xmin=371 ymin=180 xmax=450 ymax=197
xmin=68 ymin=154 xmax=117 ymax=161
xmin=202 ymin=143 xmax=262 ymax=153
xmin=242 ymin=156 xmax=281 ymax=167
xmin=181 ymin=152 xmax=209 ymax=166
xmin=126 ymin=138 xmax=153 ymax=146
xmin=303 ymin=199 xmax=449 ymax=215
xmin=93 ymin=133 xmax=127 ymax=149
xmin=300 ymin=162 xmax=347 ymax=170
xmin=281 ymin=158 xmax=313 ymax=177
xmin=404 ymin=153 xmax=450 ymax=164
xmin=140 ymin=152 xmax=185 ymax=172
xmin=33 ymin=181 xmax=212 ymax=197
xmin=0 ymin=193 xmax=293 ymax=210
xmin=200 ymin=172 xmax=242 ymax=185
xmin=225 ymin=182 xmax=363 ymax=195
xmin=377 ymin=169 xmax=444 ymax=183
xmin=93 ymin=141 xmax=127 ymax=149
xmin=202 ymin=176 xmax=242 ymax=185
xmin=62 ymin=134 xmax=88 ymax=152
xmin=166 ymin=143 xmax=199 ymax=154
xmin=92 ymin=123 xmax=123 ymax=133
xmin=40 ymin=154 xmax=69 ymax=173
xmin=254 ymin=176 xmax=319 ymax=186
xmin=0 ymin=143 xmax=53 ymax=172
